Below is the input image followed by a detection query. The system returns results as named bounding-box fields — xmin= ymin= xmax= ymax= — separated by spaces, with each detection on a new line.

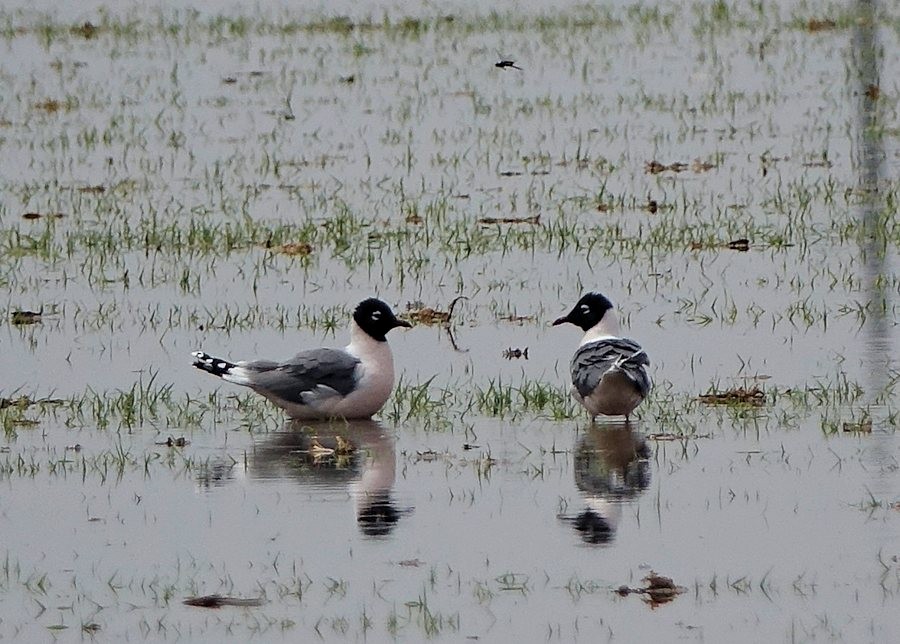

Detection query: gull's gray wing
xmin=571 ymin=338 xmax=650 ymax=398
xmin=237 ymin=348 xmax=361 ymax=405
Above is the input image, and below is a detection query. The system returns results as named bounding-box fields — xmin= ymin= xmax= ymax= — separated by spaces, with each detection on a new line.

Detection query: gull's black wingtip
xmin=192 ymin=351 xmax=235 ymax=376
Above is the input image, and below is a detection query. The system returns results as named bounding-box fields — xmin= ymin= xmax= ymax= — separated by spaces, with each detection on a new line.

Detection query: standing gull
xmin=192 ymin=298 xmax=411 ymax=420
xmin=552 ymin=292 xmax=652 ymax=421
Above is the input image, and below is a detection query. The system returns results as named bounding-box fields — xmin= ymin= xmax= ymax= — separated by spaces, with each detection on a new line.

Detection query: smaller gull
xmin=192 ymin=298 xmax=411 ymax=420
xmin=553 ymin=292 xmax=652 ymax=421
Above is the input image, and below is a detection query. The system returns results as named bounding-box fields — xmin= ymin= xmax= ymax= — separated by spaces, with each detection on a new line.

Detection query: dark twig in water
xmin=183 ymin=595 xmax=266 ymax=609
xmin=446 ymin=296 xmax=469 ymax=353
xmin=446 ymin=296 xmax=467 ymax=324
xmin=477 ymin=215 xmax=540 ymax=225
xmin=495 ymin=60 xmax=522 ymax=71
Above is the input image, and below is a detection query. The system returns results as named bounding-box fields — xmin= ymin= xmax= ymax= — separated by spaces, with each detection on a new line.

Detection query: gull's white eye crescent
xmin=580 ymin=304 xmax=591 ymax=314
xmin=371 ymin=310 xmax=382 ymax=320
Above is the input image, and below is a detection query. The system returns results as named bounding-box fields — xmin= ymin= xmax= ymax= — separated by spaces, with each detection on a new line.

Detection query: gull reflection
xmin=197 ymin=419 xmax=408 ymax=538
xmin=560 ymin=423 xmax=651 ymax=545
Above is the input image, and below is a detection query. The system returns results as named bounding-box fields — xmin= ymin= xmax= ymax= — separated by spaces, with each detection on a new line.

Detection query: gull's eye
xmin=580 ymin=304 xmax=591 ymax=315
xmin=371 ymin=310 xmax=382 ymax=320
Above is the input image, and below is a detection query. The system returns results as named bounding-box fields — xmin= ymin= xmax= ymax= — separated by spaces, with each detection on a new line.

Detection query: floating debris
xmin=502 ymin=347 xmax=529 ymax=360
xmin=645 ymin=160 xmax=688 ymax=174
xmin=616 ymin=572 xmax=685 ymax=608
xmin=34 ymin=99 xmax=63 ymax=113
xmin=405 ymin=306 xmax=450 ymax=325
xmin=842 ymin=419 xmax=873 ymax=434
xmin=462 ymin=443 xmax=480 ymax=450
xmin=274 ymin=241 xmax=314 ymax=257
xmin=806 ymin=18 xmax=837 ymax=32
xmin=0 ymin=395 xmax=64 ymax=409
xmin=398 ymin=558 xmax=424 ymax=567
xmin=339 ymin=74 xmax=356 ymax=84
xmin=498 ymin=314 xmax=535 ymax=324
xmin=642 ymin=199 xmax=658 ymax=214
xmin=647 ymin=432 xmax=712 ymax=441
xmin=698 ymin=386 xmax=766 ymax=406
xmin=725 ymin=238 xmax=750 ymax=251
xmin=77 ymin=185 xmax=106 ymax=194
xmin=802 ymin=157 xmax=832 ymax=168
xmin=22 ymin=212 xmax=65 ymax=220
xmin=691 ymin=158 xmax=717 ymax=173
xmin=10 ymin=310 xmax=43 ymax=325
xmin=72 ymin=22 xmax=97 ymax=39
xmin=156 ymin=436 xmax=189 ymax=447
xmin=222 ymin=76 xmax=237 ymax=84
xmin=690 ymin=238 xmax=752 ymax=252
xmin=495 ymin=59 xmax=522 ymax=71
xmin=498 ymin=170 xmax=524 ymax=177
xmin=643 ymin=573 xmax=685 ymax=606
xmin=864 ymin=84 xmax=880 ymax=100
xmin=403 ymin=295 xmax=466 ymax=326
xmin=183 ymin=595 xmax=266 ymax=609
xmin=478 ymin=215 xmax=540 ymax=225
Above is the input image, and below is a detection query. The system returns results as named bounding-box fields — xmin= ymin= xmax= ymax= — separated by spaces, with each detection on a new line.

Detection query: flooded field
xmin=1 ymin=0 xmax=898 ymax=641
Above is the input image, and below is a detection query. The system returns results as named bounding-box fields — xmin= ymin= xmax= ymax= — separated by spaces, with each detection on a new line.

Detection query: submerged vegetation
xmin=2 ymin=369 xmax=895 ymax=441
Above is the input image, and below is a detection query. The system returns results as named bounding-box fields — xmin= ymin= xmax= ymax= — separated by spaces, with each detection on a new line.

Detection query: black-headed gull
xmin=192 ymin=298 xmax=411 ymax=419
xmin=553 ymin=292 xmax=652 ymax=420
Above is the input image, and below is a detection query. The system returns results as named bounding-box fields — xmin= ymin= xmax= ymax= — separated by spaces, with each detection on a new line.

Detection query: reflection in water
xmin=197 ymin=419 xmax=408 ymax=538
xmin=854 ymin=1 xmax=895 ymax=505
xmin=560 ymin=423 xmax=651 ymax=545
xmin=854 ymin=0 xmax=891 ymax=396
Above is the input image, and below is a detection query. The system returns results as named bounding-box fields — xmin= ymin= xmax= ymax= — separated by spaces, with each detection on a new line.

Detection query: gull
xmin=552 ymin=292 xmax=651 ymax=421
xmin=192 ymin=298 xmax=411 ymax=420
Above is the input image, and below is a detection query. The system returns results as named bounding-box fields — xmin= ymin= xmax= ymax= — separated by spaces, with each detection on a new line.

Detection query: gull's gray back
xmin=240 ymin=348 xmax=361 ymax=405
xmin=570 ymin=338 xmax=651 ymax=399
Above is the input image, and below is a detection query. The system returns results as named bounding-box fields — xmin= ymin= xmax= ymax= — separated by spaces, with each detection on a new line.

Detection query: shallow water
xmin=2 ymin=416 xmax=898 ymax=641
xmin=1 ymin=0 xmax=898 ymax=641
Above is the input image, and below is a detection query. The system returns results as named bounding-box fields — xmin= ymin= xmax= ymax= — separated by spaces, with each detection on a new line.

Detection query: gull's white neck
xmin=347 ymin=320 xmax=394 ymax=367
xmin=579 ymin=311 xmax=621 ymax=346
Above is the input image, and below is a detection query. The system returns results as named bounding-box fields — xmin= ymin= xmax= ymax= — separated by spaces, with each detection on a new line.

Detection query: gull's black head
xmin=552 ymin=292 xmax=614 ymax=331
xmin=357 ymin=495 xmax=401 ymax=537
xmin=560 ymin=509 xmax=615 ymax=545
xmin=353 ymin=298 xmax=411 ymax=342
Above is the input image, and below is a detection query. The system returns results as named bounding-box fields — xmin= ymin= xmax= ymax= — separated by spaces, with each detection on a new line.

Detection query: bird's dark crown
xmin=353 ymin=298 xmax=411 ymax=341
xmin=553 ymin=292 xmax=614 ymax=331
